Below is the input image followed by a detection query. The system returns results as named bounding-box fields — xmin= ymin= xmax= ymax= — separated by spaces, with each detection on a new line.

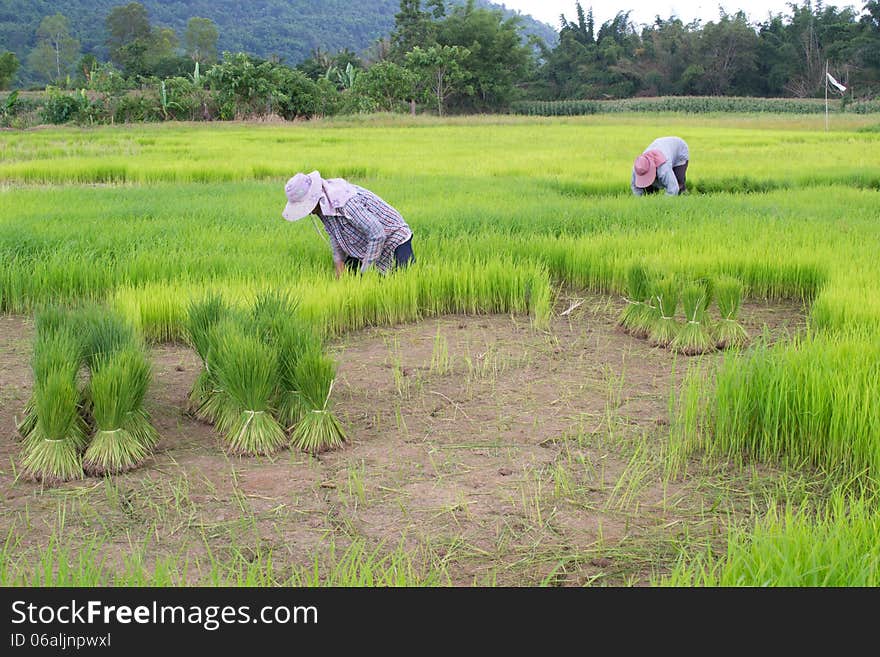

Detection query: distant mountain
xmin=0 ymin=0 xmax=558 ymax=68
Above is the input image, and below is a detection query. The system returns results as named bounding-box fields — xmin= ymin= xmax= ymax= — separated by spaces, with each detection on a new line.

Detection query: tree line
xmin=1 ymin=0 xmax=878 ymax=126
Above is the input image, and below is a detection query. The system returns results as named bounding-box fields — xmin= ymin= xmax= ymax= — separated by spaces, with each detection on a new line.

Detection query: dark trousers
xmin=644 ymin=162 xmax=688 ymax=195
xmin=344 ymin=236 xmax=415 ymax=273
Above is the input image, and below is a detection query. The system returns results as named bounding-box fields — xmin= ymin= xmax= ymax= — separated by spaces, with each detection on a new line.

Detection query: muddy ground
xmin=0 ymin=292 xmax=810 ymax=585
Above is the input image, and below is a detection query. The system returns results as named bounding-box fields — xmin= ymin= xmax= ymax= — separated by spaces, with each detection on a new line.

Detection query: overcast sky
xmin=497 ymin=1 xmax=866 ymax=29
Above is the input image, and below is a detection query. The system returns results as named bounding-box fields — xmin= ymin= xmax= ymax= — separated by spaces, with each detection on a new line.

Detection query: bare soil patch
xmin=0 ymin=292 xmax=809 ymax=585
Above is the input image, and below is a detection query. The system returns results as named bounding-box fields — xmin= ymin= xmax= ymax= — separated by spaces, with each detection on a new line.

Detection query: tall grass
xmin=672 ymin=332 xmax=880 ymax=481
xmin=660 ymin=492 xmax=880 ymax=586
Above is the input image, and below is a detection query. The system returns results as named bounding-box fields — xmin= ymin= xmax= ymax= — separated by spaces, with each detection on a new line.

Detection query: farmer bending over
xmin=282 ymin=170 xmax=414 ymax=277
xmin=631 ymin=136 xmax=689 ymax=196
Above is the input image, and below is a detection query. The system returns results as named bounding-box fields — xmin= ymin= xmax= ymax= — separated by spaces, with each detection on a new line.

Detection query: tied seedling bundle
xmin=184 ymin=294 xmax=227 ymax=423
xmin=17 ymin=309 xmax=84 ymax=440
xmin=618 ymin=263 xmax=657 ymax=339
xmin=250 ymin=288 xmax=299 ymax=346
xmin=713 ymin=276 xmax=749 ymax=350
xmin=289 ymin=348 xmax=347 ymax=454
xmin=21 ymin=369 xmax=88 ymax=485
xmin=81 ymin=309 xmax=137 ymax=370
xmin=671 ymin=280 xmax=715 ymax=356
xmin=276 ymin=317 xmax=323 ymax=430
xmin=20 ymin=321 xmax=87 ymax=483
xmin=649 ymin=276 xmax=681 ymax=347
xmin=209 ymin=318 xmax=287 ymax=456
xmin=83 ymin=348 xmax=157 ymax=476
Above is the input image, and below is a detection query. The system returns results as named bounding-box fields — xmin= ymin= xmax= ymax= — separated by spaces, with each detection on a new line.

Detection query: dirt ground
xmin=0 ymin=291 xmax=809 ymax=585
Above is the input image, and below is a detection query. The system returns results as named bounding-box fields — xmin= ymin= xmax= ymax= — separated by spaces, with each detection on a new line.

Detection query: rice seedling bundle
xmin=713 ymin=276 xmax=749 ymax=350
xmin=648 ymin=276 xmax=681 ymax=348
xmin=671 ymin=280 xmax=715 ymax=356
xmin=21 ymin=369 xmax=87 ymax=485
xmin=289 ymin=348 xmax=347 ymax=454
xmin=276 ymin=317 xmax=323 ymax=430
xmin=618 ymin=263 xmax=656 ymax=338
xmin=82 ymin=348 xmax=157 ymax=476
xmin=250 ymin=288 xmax=300 ymax=346
xmin=81 ymin=309 xmax=137 ymax=370
xmin=209 ymin=320 xmax=287 ymax=456
xmin=184 ymin=293 xmax=227 ymax=419
xmin=17 ymin=323 xmax=83 ymax=441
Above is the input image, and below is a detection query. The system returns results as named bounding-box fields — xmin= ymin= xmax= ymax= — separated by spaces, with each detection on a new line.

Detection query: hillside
xmin=0 ymin=0 xmax=558 ymax=68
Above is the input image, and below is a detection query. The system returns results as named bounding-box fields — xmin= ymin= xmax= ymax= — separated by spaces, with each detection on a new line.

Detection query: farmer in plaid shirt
xmin=282 ymin=170 xmax=414 ymax=278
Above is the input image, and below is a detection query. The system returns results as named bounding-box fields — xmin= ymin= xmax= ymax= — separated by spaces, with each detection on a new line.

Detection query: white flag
xmin=826 ymin=72 xmax=847 ymax=93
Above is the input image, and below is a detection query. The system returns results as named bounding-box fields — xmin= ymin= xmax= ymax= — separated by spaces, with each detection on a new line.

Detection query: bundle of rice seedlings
xmin=210 ymin=322 xmax=286 ymax=456
xmin=648 ymin=276 xmax=681 ymax=348
xmin=21 ymin=369 xmax=87 ymax=485
xmin=671 ymin=281 xmax=715 ymax=356
xmin=250 ymin=288 xmax=299 ymax=346
xmin=81 ymin=309 xmax=137 ymax=370
xmin=276 ymin=317 xmax=323 ymax=430
xmin=289 ymin=349 xmax=347 ymax=454
xmin=184 ymin=293 xmax=227 ymax=418
xmin=713 ymin=276 xmax=749 ymax=350
xmin=33 ymin=302 xmax=77 ymax=339
xmin=617 ymin=263 xmax=656 ymax=339
xmin=617 ymin=263 xmax=651 ymax=333
xmin=83 ymin=348 xmax=157 ymax=476
xmin=17 ymin=325 xmax=83 ymax=441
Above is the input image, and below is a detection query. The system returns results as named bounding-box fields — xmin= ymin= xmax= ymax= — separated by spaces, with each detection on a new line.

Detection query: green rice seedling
xmin=17 ymin=325 xmax=84 ymax=442
xmin=289 ymin=348 xmax=347 ymax=454
xmin=83 ymin=348 xmax=157 ymax=476
xmin=648 ymin=276 xmax=680 ymax=348
xmin=184 ymin=293 xmax=228 ymax=417
xmin=21 ymin=370 xmax=87 ymax=485
xmin=210 ymin=321 xmax=286 ymax=456
xmin=671 ymin=280 xmax=715 ymax=356
xmin=713 ymin=275 xmax=749 ymax=350
xmin=80 ymin=308 xmax=137 ymax=370
xmin=659 ymin=492 xmax=880 ymax=586
xmin=33 ymin=302 xmax=78 ymax=339
xmin=617 ymin=263 xmax=651 ymax=336
xmin=250 ymin=288 xmax=300 ymax=346
xmin=276 ymin=317 xmax=323 ymax=430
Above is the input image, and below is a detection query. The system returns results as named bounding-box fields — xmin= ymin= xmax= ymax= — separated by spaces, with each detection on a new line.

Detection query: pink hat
xmin=633 ymin=149 xmax=667 ymax=188
xmin=282 ymin=171 xmax=323 ymax=222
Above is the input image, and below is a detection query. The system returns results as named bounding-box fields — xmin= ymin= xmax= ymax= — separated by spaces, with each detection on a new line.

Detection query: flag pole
xmin=825 ymin=60 xmax=829 ymax=132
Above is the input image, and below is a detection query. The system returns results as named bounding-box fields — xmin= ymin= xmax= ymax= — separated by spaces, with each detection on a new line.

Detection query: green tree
xmin=353 ymin=61 xmax=417 ymax=111
xmin=184 ymin=17 xmax=219 ymax=66
xmin=405 ymin=44 xmax=471 ymax=115
xmin=391 ymin=0 xmax=436 ymax=61
xmin=26 ymin=13 xmax=80 ymax=84
xmin=639 ymin=17 xmax=698 ymax=95
xmin=106 ymin=2 xmax=153 ymax=77
xmin=0 ymin=52 xmax=20 ymax=90
xmin=435 ymin=1 xmax=532 ymax=111
xmin=694 ymin=11 xmax=760 ymax=95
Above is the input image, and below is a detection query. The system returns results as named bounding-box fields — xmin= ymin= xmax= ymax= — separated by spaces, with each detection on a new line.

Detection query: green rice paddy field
xmin=2 ymin=112 xmax=880 ymax=586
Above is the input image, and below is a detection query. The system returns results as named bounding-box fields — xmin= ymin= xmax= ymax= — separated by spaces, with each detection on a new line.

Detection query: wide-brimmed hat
xmin=633 ymin=150 xmax=667 ymax=188
xmin=282 ymin=171 xmax=322 ymax=222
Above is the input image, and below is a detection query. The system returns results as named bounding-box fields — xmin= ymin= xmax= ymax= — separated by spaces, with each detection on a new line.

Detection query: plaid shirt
xmin=320 ymin=186 xmax=412 ymax=274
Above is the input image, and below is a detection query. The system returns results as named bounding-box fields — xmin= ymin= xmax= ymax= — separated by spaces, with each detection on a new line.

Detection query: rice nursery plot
xmin=1 ymin=113 xmax=880 ymax=586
